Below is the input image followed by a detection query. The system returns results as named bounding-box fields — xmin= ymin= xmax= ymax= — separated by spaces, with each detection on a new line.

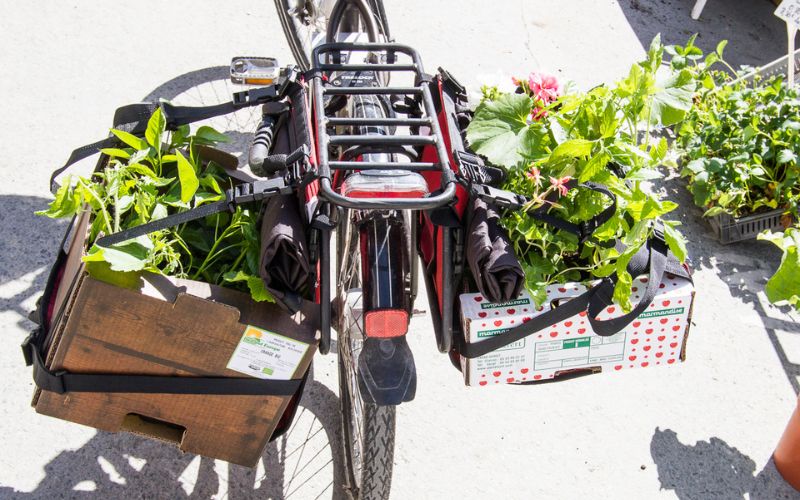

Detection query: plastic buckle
xmin=21 ymin=332 xmax=34 ymax=367
xmin=473 ymin=184 xmax=525 ymax=210
xmin=232 ymin=85 xmax=279 ymax=107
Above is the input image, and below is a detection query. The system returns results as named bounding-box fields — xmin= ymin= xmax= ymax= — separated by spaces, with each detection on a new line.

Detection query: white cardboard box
xmin=459 ymin=274 xmax=695 ymax=386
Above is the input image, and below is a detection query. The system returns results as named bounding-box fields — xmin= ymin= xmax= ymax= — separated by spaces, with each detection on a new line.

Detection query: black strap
xmin=50 ymin=103 xmax=160 ymax=193
xmin=23 ymin=333 xmax=302 ymax=396
xmin=469 ymin=180 xmax=617 ymax=243
xmin=94 ymin=149 xmax=307 ymax=247
xmin=49 ymin=82 xmax=294 ymax=194
xmin=458 ymin=289 xmax=590 ymax=358
xmin=585 ymin=223 xmax=687 ymax=336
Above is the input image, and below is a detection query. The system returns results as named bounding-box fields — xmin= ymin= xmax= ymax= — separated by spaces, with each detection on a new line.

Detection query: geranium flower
xmin=526 ymin=165 xmax=542 ymax=185
xmin=528 ymin=71 xmax=562 ymax=104
xmin=549 ymin=175 xmax=573 ymax=197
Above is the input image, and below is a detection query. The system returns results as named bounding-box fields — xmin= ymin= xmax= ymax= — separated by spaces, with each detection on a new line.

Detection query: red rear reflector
xmin=365 ymin=309 xmax=409 ymax=338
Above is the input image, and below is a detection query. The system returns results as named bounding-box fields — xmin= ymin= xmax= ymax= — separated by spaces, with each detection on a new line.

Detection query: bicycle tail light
xmin=341 ymin=171 xmax=429 ymax=199
xmin=230 ymin=57 xmax=280 ymax=85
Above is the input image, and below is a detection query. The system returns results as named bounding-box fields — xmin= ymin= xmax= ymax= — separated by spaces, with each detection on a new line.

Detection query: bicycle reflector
xmin=230 ymin=57 xmax=280 ymax=85
xmin=341 ymin=171 xmax=429 ymax=199
xmin=364 ymin=309 xmax=409 ymax=338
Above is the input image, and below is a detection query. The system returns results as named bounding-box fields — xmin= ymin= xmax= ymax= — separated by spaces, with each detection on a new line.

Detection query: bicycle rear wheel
xmin=273 ymin=0 xmax=390 ymax=70
xmin=336 ymin=210 xmax=396 ymax=500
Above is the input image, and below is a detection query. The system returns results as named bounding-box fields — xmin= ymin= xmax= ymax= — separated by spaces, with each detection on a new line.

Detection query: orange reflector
xmin=244 ymin=78 xmax=275 ymax=85
xmin=365 ymin=309 xmax=409 ymax=338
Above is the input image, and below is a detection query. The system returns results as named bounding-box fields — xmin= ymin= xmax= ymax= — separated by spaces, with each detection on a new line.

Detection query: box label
xmin=227 ymin=325 xmax=309 ymax=380
xmin=534 ymin=333 xmax=626 ymax=370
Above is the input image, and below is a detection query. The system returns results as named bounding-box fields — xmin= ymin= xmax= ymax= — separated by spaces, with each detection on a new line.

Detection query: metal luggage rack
xmin=309 ymin=42 xmax=457 ymax=210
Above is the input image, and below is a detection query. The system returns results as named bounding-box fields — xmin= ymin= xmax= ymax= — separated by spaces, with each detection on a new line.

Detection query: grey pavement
xmin=2 ymin=1 xmax=800 ymax=499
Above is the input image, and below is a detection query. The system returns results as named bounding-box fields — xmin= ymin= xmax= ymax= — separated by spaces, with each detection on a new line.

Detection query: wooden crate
xmin=33 ymin=212 xmax=318 ymax=467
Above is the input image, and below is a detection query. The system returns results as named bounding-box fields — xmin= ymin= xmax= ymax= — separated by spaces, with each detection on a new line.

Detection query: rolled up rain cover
xmin=259 ymin=193 xmax=312 ymax=314
xmin=465 ymin=197 xmax=524 ymax=303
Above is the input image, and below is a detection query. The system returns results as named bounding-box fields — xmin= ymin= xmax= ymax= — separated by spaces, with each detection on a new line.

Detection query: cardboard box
xmin=33 ymin=212 xmax=318 ymax=467
xmin=459 ymin=274 xmax=694 ymax=386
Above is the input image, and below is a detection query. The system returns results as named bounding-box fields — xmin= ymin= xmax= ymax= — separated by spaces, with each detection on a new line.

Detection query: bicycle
xmin=268 ymin=1 xmax=458 ymax=497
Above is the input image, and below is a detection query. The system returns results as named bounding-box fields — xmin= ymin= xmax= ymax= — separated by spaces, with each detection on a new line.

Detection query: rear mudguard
xmin=357 ymin=214 xmax=416 ymax=405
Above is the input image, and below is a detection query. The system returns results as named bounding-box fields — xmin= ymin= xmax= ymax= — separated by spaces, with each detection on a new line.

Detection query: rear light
xmin=341 ymin=171 xmax=429 ymax=199
xmin=364 ymin=309 xmax=409 ymax=338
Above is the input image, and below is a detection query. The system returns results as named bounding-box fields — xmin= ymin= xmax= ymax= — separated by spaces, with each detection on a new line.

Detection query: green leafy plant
xmin=37 ymin=109 xmax=272 ymax=302
xmin=675 ymin=38 xmax=800 ymax=220
xmin=466 ymin=35 xmax=690 ymax=309
xmin=758 ymin=225 xmax=800 ymax=310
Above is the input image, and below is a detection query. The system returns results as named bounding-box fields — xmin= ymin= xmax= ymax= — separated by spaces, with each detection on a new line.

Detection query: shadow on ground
xmin=654 ymin=171 xmax=800 ymax=394
xmin=0 ymin=195 xmax=66 ymax=328
xmin=618 ymin=0 xmax=791 ymax=70
xmin=1 ymin=378 xmax=345 ymax=500
xmin=651 ymin=427 xmax=799 ymax=499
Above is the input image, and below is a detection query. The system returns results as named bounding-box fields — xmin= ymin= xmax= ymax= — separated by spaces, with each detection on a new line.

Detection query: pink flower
xmin=526 ymin=165 xmax=542 ymax=185
xmin=549 ymin=176 xmax=572 ymax=197
xmin=528 ymin=71 xmax=561 ymax=105
xmin=511 ymin=76 xmax=521 ymax=87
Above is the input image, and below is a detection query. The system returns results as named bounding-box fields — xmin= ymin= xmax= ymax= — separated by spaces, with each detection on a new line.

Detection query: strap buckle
xmin=454 ymin=150 xmax=490 ymax=184
xmin=470 ymin=184 xmax=526 ymax=210
xmin=232 ymin=86 xmax=279 ymax=107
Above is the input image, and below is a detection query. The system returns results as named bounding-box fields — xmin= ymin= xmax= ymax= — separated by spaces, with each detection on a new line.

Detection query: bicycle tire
xmin=273 ymin=0 xmax=390 ymax=70
xmin=335 ymin=208 xmax=396 ymax=500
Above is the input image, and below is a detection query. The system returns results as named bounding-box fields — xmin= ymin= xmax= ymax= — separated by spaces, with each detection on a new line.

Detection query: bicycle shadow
xmin=3 ymin=376 xmax=346 ymax=500
xmin=650 ymin=427 xmax=798 ymax=499
xmin=0 ymin=194 xmax=67 ymax=329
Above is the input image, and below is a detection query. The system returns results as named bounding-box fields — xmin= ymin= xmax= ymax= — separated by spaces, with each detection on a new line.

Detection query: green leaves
xmin=36 ymin=109 xmax=269 ymax=302
xmin=466 ymin=93 xmax=534 ymax=167
xmin=759 ymin=228 xmax=800 ymax=310
xmin=579 ymin=151 xmax=610 ymax=182
xmin=777 ymin=149 xmax=797 ymax=165
xmin=466 ymin=34 xmax=699 ymax=308
xmin=175 ymin=151 xmax=199 ymax=203
xmin=648 ymin=69 xmax=695 ymax=127
xmin=223 ymin=271 xmax=274 ymax=303
xmin=145 ymin=107 xmax=166 ymax=149
xmin=677 ymin=70 xmax=800 ymax=217
xmin=111 ymin=129 xmax=148 ymax=150
xmin=664 ymin=221 xmax=687 ymax=263
xmin=552 ymin=139 xmax=594 ymax=160
xmin=85 ymin=235 xmax=153 ymax=272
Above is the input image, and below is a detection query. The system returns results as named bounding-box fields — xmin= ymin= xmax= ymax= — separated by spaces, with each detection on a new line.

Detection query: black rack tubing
xmin=329 ymin=135 xmax=436 ymax=146
xmin=329 ymin=161 xmax=438 ymax=171
xmin=323 ymin=87 xmax=423 ymax=95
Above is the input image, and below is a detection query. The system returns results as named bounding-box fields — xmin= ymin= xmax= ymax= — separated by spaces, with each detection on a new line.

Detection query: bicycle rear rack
xmin=309 ymin=42 xmax=456 ymax=210
xmin=308 ymin=42 xmax=459 ymax=355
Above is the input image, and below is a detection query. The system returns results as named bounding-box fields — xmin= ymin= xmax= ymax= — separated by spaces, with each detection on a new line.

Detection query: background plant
xmin=38 ymin=109 xmax=272 ymax=302
xmin=466 ymin=36 xmax=690 ymax=309
xmin=675 ymin=39 xmax=800 ymax=219
xmin=758 ymin=225 xmax=800 ymax=311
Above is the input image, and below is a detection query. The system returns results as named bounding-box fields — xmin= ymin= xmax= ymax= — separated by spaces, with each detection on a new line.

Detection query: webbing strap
xmin=49 ymin=83 xmax=292 ymax=194
xmin=23 ymin=334 xmax=302 ymax=396
xmin=50 ymin=103 xmax=160 ymax=193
